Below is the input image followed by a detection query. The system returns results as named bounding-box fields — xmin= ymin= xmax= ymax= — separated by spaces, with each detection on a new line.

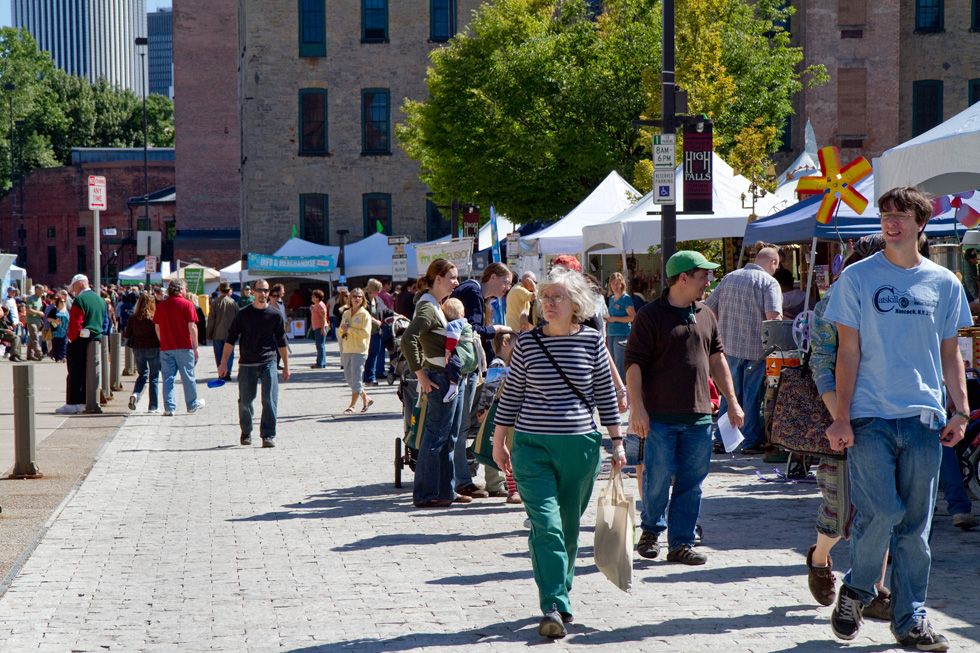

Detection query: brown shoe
xmin=457 ymin=483 xmax=489 ymax=498
xmin=806 ymin=545 xmax=836 ymax=606
xmin=506 ymin=492 xmax=523 ymax=505
xmin=415 ymin=499 xmax=453 ymax=508
xmin=861 ymin=587 xmax=891 ymax=621
xmin=452 ymin=494 xmax=473 ymax=504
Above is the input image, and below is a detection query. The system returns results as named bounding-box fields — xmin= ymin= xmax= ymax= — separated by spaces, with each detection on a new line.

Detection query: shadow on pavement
xmin=119 ymin=444 xmax=239 ymax=453
xmin=334 ymin=529 xmax=527 ymax=553
xmin=637 ymin=562 xmax=806 ymax=585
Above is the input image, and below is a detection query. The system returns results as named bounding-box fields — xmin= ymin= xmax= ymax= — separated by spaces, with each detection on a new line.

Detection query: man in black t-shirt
xmin=219 ymin=280 xmax=288 ymax=448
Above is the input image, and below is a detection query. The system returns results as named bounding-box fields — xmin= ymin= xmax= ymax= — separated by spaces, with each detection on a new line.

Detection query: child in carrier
xmin=441 ymin=298 xmax=471 ymax=403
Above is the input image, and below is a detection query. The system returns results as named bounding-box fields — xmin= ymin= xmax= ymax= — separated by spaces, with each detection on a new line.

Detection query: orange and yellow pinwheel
xmin=795 ymin=146 xmax=873 ymax=224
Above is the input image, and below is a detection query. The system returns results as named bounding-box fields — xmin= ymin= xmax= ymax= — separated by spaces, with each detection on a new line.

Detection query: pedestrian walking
xmin=605 ymin=272 xmax=634 ymax=380
xmin=237 ymin=284 xmax=254 ymax=308
xmin=704 ymin=246 xmax=782 ymax=454
xmin=362 ymin=279 xmax=389 ymax=385
xmin=824 ymin=187 xmax=971 ymax=651
xmin=309 ymin=289 xmax=328 ymax=368
xmin=124 ymin=293 xmax=161 ymax=413
xmin=218 ymin=279 xmax=289 ymax=448
xmin=626 ymin=251 xmax=743 ymax=565
xmin=207 ymin=282 xmax=239 ymax=380
xmin=48 ymin=296 xmax=69 ymax=362
xmin=339 ymin=288 xmax=374 ymax=414
xmin=154 ymin=279 xmax=205 ymax=416
xmin=57 ymin=274 xmax=106 ymax=414
xmin=492 ymin=266 xmax=625 ymax=639
xmin=25 ymin=284 xmax=46 ymax=361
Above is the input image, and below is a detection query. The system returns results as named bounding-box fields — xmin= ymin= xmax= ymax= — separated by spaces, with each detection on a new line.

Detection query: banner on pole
xmin=247 ymin=253 xmax=337 ymax=275
xmin=414 ymin=238 xmax=474 ymax=277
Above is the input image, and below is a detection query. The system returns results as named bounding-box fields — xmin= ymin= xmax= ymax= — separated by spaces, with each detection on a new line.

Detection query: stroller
xmin=386 ymin=315 xmax=418 ymax=488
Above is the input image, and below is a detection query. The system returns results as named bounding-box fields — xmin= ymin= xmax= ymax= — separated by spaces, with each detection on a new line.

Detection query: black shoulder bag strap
xmin=530 ymin=328 xmax=594 ymax=411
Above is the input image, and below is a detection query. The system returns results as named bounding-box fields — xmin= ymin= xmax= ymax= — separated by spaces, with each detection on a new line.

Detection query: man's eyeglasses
xmin=880 ymin=211 xmax=916 ymax=222
xmin=254 ymin=288 xmax=270 ymax=294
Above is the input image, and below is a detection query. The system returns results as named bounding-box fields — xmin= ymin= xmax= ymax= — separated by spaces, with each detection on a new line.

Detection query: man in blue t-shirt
xmin=824 ymin=187 xmax=972 ymax=651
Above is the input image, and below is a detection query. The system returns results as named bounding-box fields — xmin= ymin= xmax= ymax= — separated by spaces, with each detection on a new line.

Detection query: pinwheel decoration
xmin=795 ymin=146 xmax=873 ymax=224
xmin=932 ymin=191 xmax=980 ymax=228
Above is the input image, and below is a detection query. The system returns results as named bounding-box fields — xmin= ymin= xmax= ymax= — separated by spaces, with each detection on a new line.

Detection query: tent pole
xmin=803 ymin=235 xmax=818 ymax=316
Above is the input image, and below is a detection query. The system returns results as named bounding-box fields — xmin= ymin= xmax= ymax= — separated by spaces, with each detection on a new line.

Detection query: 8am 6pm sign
xmin=683 ymin=123 xmax=713 ymax=214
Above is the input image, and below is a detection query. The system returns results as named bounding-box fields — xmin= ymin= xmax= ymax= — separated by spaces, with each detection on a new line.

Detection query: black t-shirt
xmin=225 ymin=305 xmax=287 ymax=365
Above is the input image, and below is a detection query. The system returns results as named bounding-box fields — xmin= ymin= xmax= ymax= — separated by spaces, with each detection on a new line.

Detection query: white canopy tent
xmin=272 ymin=237 xmax=341 ymax=260
xmin=118 ymin=259 xmax=172 ymax=285
xmin=582 ymin=154 xmax=784 ymax=253
xmin=342 ymin=232 xmax=430 ymax=279
xmin=874 ymin=102 xmax=980 ymax=199
xmin=520 ymin=171 xmax=639 ymax=255
xmin=478 ymin=214 xmax=515 ymax=251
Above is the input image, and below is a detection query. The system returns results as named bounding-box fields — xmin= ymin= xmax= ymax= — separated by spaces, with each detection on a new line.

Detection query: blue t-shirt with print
xmin=824 ymin=251 xmax=972 ymax=421
xmin=606 ymin=294 xmax=633 ymax=338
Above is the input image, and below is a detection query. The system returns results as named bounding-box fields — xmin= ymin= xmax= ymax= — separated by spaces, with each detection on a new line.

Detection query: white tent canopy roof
xmin=118 ymin=258 xmax=172 ymax=284
xmin=582 ymin=154 xmax=784 ymax=253
xmin=874 ymin=102 xmax=980 ymax=199
xmin=520 ymin=171 xmax=639 ymax=255
xmin=272 ymin=237 xmax=341 ymax=259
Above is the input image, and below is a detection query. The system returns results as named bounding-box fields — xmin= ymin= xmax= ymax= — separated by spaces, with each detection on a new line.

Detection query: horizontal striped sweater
xmin=495 ymin=326 xmax=619 ymax=435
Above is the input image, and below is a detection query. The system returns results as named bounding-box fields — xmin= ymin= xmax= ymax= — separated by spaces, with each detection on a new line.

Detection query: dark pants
xmin=51 ymin=336 xmax=67 ymax=361
xmin=363 ymin=332 xmax=385 ymax=383
xmin=132 ymin=347 xmax=161 ymax=411
xmin=239 ymin=362 xmax=279 ymax=440
xmin=66 ymin=337 xmax=91 ymax=405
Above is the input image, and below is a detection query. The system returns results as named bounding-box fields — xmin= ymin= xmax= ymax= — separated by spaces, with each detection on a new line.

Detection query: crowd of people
xmin=3 ymin=186 xmax=977 ymax=648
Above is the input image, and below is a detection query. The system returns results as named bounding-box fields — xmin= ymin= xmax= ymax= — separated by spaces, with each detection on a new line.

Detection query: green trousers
xmin=512 ymin=430 xmax=601 ymax=616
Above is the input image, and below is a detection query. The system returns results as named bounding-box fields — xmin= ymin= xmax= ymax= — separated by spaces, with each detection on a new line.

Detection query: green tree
xmin=399 ymin=0 xmax=826 ymax=224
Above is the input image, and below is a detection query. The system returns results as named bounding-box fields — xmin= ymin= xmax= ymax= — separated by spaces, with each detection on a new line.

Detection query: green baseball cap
xmin=666 ymin=250 xmax=720 ymax=277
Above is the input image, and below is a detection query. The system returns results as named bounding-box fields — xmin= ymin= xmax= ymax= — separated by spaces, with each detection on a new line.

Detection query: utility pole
xmin=660 ymin=0 xmax=676 ymax=289
xmin=136 ymin=37 xmax=150 ymax=287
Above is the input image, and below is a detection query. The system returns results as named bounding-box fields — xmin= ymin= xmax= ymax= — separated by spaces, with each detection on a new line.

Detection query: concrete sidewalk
xmin=0 ymin=339 xmax=976 ymax=652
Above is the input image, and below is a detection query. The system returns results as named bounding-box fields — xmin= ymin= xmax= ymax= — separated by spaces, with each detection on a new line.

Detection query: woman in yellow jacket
xmin=339 ymin=288 xmax=375 ymax=413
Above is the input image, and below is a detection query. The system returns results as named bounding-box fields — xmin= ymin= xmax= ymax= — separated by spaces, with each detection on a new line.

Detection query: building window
xmin=430 ymin=0 xmax=456 ymax=41
xmin=363 ymin=193 xmax=392 ymax=237
xmin=47 ymin=227 xmax=56 ymax=238
xmin=912 ymin=80 xmax=943 ymax=136
xmin=47 ymin=246 xmax=57 ymax=275
xmin=300 ymin=194 xmax=329 ymax=244
xmin=426 ymin=198 xmax=451 ymax=240
xmin=838 ymin=0 xmax=867 ymax=26
xmin=837 ymin=67 xmax=867 ymax=137
xmin=362 ymin=0 xmax=388 ymax=43
xmin=299 ymin=88 xmax=328 ymax=156
xmin=77 ymin=226 xmax=86 ymax=237
xmin=137 ymin=217 xmax=150 ymax=231
xmin=361 ymin=89 xmax=391 ymax=154
xmin=914 ymin=0 xmax=943 ymax=32
xmin=298 ymin=0 xmax=326 ymax=57
xmin=970 ymin=79 xmax=980 ymax=106
xmin=973 ymin=0 xmax=980 ymax=31
xmin=77 ymin=245 xmax=87 ymax=274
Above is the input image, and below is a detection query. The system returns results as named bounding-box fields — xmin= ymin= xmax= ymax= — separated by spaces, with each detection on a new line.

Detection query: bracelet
xmin=953 ymin=410 xmax=970 ymax=421
xmin=610 ymin=436 xmax=623 ymax=441
xmin=616 ymin=388 xmax=627 ymax=396
xmin=612 ymin=445 xmax=626 ymax=457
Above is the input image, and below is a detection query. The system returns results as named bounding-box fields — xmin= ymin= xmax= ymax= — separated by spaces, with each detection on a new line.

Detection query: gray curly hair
xmin=538 ymin=267 xmax=596 ymax=324
xmin=167 ymin=278 xmax=186 ymax=297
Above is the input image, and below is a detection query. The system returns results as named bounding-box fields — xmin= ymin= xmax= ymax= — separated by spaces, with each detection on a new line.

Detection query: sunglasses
xmin=254 ymin=288 xmax=270 ymax=294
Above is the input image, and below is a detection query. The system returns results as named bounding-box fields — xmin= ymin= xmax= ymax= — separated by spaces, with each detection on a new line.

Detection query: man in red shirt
xmin=154 ymin=279 xmax=204 ymax=416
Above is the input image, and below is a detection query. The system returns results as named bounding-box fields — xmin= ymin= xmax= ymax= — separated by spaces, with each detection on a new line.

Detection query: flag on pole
xmin=490 ymin=206 xmax=501 ymax=263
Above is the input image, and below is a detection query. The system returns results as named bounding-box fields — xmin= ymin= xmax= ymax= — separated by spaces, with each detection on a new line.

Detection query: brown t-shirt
xmin=623 ymin=294 xmax=723 ymax=416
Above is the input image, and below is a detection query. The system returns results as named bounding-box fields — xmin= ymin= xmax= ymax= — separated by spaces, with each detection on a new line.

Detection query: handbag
xmin=470 ymin=381 xmax=514 ymax=471
xmin=404 ymin=391 xmax=428 ymax=451
xmin=770 ymin=353 xmax=842 ymax=459
xmin=594 ymin=469 xmax=635 ymax=592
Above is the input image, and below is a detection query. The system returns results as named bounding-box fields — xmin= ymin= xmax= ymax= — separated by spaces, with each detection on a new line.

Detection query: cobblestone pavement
xmin=0 ymin=340 xmax=977 ymax=652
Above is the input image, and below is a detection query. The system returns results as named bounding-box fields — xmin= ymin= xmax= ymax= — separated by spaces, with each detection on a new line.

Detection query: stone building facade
xmin=239 ymin=0 xmax=482 ymax=255
xmin=782 ymin=0 xmax=980 ymax=166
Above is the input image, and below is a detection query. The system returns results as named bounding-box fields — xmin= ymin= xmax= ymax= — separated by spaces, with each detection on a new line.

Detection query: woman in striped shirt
xmin=493 ymin=267 xmax=626 ymax=639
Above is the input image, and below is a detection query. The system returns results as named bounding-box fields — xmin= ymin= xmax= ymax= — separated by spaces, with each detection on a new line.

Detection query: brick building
xmin=237 ymin=0 xmax=482 ymax=255
xmin=780 ymin=0 xmax=980 ymax=166
xmin=0 ymin=150 xmax=175 ymax=288
xmin=172 ymin=0 xmax=242 ymax=267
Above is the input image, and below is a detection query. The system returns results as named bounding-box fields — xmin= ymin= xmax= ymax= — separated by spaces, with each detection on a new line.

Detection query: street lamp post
xmin=4 ymin=82 xmax=14 ymax=256
xmin=135 ymin=37 xmax=150 ymax=287
xmin=15 ymin=119 xmax=25 ymax=266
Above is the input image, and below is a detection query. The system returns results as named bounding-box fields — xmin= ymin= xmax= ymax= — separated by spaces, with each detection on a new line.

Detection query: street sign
xmin=391 ymin=239 xmax=409 ymax=282
xmin=136 ymin=230 xmax=162 ymax=257
xmin=102 ymin=227 xmax=117 ymax=237
xmin=145 ymin=256 xmax=157 ymax=274
xmin=387 ymin=235 xmax=410 ymax=246
xmin=653 ymin=134 xmax=676 ymax=170
xmin=653 ymin=169 xmax=675 ymax=205
xmin=87 ymin=176 xmax=107 ymax=211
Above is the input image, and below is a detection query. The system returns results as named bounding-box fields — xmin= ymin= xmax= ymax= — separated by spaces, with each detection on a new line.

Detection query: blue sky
xmin=0 ymin=1 xmax=172 ymax=28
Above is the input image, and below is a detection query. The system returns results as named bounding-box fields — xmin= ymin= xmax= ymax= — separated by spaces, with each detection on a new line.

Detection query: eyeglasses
xmin=880 ymin=211 xmax=916 ymax=222
xmin=540 ymin=294 xmax=567 ymax=305
xmin=254 ymin=288 xmax=270 ymax=294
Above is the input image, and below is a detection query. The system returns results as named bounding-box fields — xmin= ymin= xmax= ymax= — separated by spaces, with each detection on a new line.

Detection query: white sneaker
xmin=128 ymin=394 xmax=138 ymax=411
xmin=187 ymin=399 xmax=206 ymax=414
xmin=147 ymin=407 xmax=160 ymax=414
xmin=163 ymin=410 xmax=174 ymax=417
xmin=55 ymin=404 xmax=79 ymax=415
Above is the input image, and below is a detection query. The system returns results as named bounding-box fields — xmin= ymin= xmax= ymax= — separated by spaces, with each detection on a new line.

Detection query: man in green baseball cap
xmin=624 ymin=250 xmax=742 ymax=566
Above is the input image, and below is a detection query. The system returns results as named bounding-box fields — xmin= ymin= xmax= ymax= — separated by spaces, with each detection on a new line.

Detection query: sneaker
xmin=506 ymin=492 xmax=523 ymax=505
xmin=538 ymin=606 xmax=566 ymax=639
xmin=831 ymin=585 xmax=864 ymax=641
xmin=806 ymin=545 xmax=836 ymax=606
xmin=452 ymin=494 xmax=473 ymax=504
xmin=240 ymin=433 xmax=252 ymax=446
xmin=163 ymin=410 xmax=174 ymax=417
xmin=666 ymin=545 xmax=707 ymax=565
xmin=952 ymin=513 xmax=979 ymax=530
xmin=187 ymin=399 xmax=206 ymax=414
xmin=148 ymin=407 xmax=159 ymax=413
xmin=261 ymin=438 xmax=275 ymax=448
xmin=128 ymin=394 xmax=137 ymax=411
xmin=456 ymin=483 xmax=489 ymax=498
xmin=55 ymin=404 xmax=79 ymax=415
xmin=894 ymin=619 xmax=949 ymax=652
xmin=636 ymin=530 xmax=661 ymax=559
xmin=443 ymin=383 xmax=459 ymax=403
xmin=862 ymin=588 xmax=891 ymax=621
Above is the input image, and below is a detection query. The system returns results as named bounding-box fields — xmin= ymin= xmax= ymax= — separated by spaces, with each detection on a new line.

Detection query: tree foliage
xmin=0 ymin=28 xmax=175 ymax=192
xmin=399 ymin=0 xmax=826 ymax=224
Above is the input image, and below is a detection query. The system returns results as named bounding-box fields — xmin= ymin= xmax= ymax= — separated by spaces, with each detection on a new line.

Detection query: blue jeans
xmin=413 ymin=369 xmax=465 ymax=504
xmin=312 ymin=330 xmax=327 ymax=367
xmin=213 ymin=339 xmax=234 ymax=376
xmin=363 ymin=332 xmax=385 ymax=382
xmin=606 ymin=335 xmax=627 ymax=380
xmin=132 ymin=347 xmax=160 ymax=411
xmin=718 ymin=355 xmax=766 ymax=449
xmin=160 ymin=349 xmax=199 ymax=412
xmin=238 ymin=362 xmax=278 ymax=439
xmin=939 ymin=442 xmax=973 ymax=515
xmin=453 ymin=373 xmax=479 ymax=488
xmin=641 ymin=420 xmax=714 ymax=550
xmin=844 ymin=416 xmax=942 ymax=638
